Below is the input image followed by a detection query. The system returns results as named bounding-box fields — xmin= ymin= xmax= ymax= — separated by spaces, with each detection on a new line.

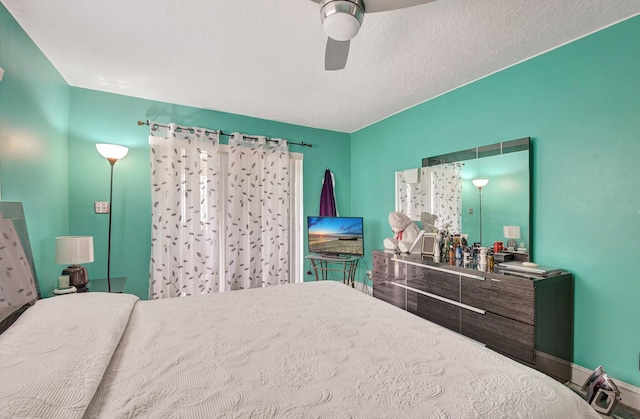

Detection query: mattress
xmin=0 ymin=281 xmax=599 ymax=418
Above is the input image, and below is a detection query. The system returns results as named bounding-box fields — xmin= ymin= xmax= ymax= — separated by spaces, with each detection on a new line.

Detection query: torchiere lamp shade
xmin=96 ymin=144 xmax=129 ymax=161
xmin=472 ymin=178 xmax=489 ymax=189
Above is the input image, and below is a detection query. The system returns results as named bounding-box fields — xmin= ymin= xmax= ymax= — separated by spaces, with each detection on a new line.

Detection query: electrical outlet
xmin=94 ymin=201 xmax=110 ymax=214
xmin=367 ymin=270 xmax=372 ymax=277
xmin=469 ymin=208 xmax=474 ymax=215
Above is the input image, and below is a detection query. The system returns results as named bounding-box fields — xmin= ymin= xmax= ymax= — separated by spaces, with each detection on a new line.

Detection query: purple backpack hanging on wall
xmin=319 ymin=168 xmax=337 ymax=216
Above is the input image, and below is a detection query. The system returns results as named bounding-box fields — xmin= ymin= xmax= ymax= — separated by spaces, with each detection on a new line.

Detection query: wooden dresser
xmin=372 ymin=249 xmax=574 ymax=380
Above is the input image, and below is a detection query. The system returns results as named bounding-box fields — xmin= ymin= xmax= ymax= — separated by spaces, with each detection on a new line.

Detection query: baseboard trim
xmin=535 ymin=352 xmax=640 ymax=411
xmin=535 ymin=351 xmax=573 ymax=382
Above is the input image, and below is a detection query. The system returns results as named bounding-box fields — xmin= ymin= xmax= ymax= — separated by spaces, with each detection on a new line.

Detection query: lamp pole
xmin=107 ymin=158 xmax=117 ymax=293
xmin=478 ymin=187 xmax=483 ymax=246
xmin=472 ymin=179 xmax=489 ymax=246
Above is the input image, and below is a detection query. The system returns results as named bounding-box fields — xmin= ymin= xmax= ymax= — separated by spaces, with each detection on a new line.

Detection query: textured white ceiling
xmin=3 ymin=0 xmax=640 ymax=132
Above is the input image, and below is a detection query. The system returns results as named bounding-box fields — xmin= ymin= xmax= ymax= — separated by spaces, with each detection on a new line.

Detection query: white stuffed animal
xmin=420 ymin=212 xmax=439 ymax=233
xmin=383 ymin=212 xmax=421 ymax=253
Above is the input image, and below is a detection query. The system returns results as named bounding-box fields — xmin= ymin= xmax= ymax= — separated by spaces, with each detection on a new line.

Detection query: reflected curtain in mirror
xmin=396 ymin=163 xmax=462 ymax=233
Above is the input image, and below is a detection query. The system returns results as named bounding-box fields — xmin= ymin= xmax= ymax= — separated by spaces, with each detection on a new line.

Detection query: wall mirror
xmin=395 ymin=138 xmax=531 ymax=252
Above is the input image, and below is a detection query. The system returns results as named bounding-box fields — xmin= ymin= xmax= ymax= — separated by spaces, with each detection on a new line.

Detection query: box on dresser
xmin=371 ymin=249 xmax=573 ymax=381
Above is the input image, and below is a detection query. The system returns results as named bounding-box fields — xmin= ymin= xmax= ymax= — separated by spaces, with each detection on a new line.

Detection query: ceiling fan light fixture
xmin=321 ymin=0 xmax=365 ymax=41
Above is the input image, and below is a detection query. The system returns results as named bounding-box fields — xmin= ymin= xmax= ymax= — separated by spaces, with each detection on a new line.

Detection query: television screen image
xmin=307 ymin=216 xmax=364 ymax=256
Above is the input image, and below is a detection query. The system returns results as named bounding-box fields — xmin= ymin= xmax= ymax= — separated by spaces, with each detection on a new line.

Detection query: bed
xmin=0 ymin=202 xmax=599 ymax=418
xmin=1 ymin=280 xmax=599 ymax=418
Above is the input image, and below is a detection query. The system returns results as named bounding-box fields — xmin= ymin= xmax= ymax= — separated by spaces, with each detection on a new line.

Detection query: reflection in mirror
xmin=396 ymin=163 xmax=463 ymax=231
xmin=396 ymin=138 xmax=530 ymax=250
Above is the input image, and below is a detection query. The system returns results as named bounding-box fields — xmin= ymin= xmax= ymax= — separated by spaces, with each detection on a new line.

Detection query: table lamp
xmin=503 ymin=226 xmax=521 ymax=251
xmin=55 ymin=236 xmax=94 ymax=292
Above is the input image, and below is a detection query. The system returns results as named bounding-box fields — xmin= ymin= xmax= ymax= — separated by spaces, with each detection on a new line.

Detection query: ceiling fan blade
xmin=364 ymin=0 xmax=436 ymax=13
xmin=325 ymin=38 xmax=350 ymax=71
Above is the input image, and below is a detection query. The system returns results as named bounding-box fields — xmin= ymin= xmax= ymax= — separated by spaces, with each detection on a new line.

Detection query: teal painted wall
xmin=351 ymin=16 xmax=640 ymax=386
xmin=0 ymin=3 xmax=70 ymax=294
xmin=67 ymin=88 xmax=351 ymax=299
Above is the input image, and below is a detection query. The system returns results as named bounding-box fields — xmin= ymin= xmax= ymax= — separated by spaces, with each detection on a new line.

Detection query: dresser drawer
xmin=372 ymin=254 xmax=409 ymax=283
xmin=461 ymin=309 xmax=535 ymax=364
xmin=372 ymin=277 xmax=406 ymax=310
xmin=460 ymin=276 xmax=534 ymax=325
xmin=407 ymin=268 xmax=460 ymax=301
xmin=417 ymin=293 xmax=460 ymax=333
xmin=407 ymin=288 xmax=418 ymax=315
xmin=372 ymin=253 xmax=392 ymax=279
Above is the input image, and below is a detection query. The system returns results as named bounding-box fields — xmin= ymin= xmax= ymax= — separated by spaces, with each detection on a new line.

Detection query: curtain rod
xmin=137 ymin=120 xmax=313 ymax=148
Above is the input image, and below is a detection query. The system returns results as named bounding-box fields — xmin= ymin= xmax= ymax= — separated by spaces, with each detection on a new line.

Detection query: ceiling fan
xmin=309 ymin=0 xmax=437 ymax=71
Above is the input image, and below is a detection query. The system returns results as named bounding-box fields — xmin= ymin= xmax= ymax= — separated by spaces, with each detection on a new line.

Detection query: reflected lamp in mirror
xmin=503 ymin=226 xmax=521 ymax=251
xmin=472 ymin=178 xmax=489 ymax=190
xmin=472 ymin=179 xmax=489 ymax=245
xmin=55 ymin=236 xmax=94 ymax=292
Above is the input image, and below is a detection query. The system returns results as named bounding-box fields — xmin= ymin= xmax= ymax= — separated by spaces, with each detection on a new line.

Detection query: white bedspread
xmin=0 ymin=281 xmax=598 ymax=418
xmin=89 ymin=281 xmax=596 ymax=418
xmin=0 ymin=292 xmax=138 ymax=418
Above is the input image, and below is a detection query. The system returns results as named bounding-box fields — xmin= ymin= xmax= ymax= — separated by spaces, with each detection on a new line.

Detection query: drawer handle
xmin=490 ymin=278 xmax=502 ymax=282
xmin=473 ymin=276 xmax=486 ymax=281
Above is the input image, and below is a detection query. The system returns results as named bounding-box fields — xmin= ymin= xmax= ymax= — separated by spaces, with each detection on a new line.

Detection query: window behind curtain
xmin=217 ymin=145 xmax=303 ymax=291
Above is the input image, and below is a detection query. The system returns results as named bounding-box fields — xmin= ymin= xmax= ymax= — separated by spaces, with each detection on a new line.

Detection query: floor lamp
xmin=96 ymin=144 xmax=129 ymax=292
xmin=472 ymin=179 xmax=489 ymax=246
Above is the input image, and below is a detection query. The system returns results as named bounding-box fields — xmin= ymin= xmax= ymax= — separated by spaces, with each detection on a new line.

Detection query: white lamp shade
xmin=503 ymin=226 xmax=521 ymax=239
xmin=472 ymin=178 xmax=489 ymax=189
xmin=55 ymin=236 xmax=94 ymax=265
xmin=96 ymin=144 xmax=129 ymax=160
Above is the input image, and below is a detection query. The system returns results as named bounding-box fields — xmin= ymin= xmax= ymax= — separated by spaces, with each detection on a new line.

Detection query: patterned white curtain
xmin=225 ymin=134 xmax=290 ymax=290
xmin=395 ymin=168 xmax=426 ymax=221
xmin=148 ymin=124 xmax=220 ymax=299
xmin=431 ymin=163 xmax=463 ymax=232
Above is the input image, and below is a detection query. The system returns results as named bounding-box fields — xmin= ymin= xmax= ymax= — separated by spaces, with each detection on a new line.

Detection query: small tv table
xmin=305 ymin=254 xmax=359 ymax=288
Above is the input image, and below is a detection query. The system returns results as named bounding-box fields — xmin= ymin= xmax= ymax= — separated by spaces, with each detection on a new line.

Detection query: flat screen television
xmin=307 ymin=216 xmax=364 ymax=257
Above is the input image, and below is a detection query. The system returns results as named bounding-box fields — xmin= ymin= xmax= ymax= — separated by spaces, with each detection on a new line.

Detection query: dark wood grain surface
xmin=461 ymin=309 xmax=535 ymax=364
xmin=372 ymin=277 xmax=406 ymax=309
xmin=417 ymin=293 xmax=461 ymax=332
xmin=371 ymin=249 xmax=572 ymax=374
xmin=460 ymin=276 xmax=534 ymax=325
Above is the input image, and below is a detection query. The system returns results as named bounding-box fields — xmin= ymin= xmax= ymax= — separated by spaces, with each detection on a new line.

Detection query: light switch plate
xmin=94 ymin=201 xmax=110 ymax=214
xmin=0 ymin=67 xmax=4 ymax=81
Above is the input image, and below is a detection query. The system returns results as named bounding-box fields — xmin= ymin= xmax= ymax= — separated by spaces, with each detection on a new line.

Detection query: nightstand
xmin=86 ymin=277 xmax=127 ymax=293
